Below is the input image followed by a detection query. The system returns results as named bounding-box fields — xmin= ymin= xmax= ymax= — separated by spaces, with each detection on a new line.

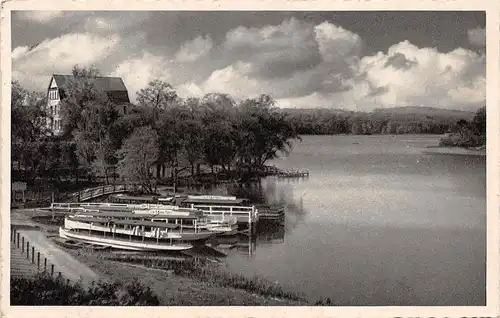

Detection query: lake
xmin=217 ymin=134 xmax=486 ymax=306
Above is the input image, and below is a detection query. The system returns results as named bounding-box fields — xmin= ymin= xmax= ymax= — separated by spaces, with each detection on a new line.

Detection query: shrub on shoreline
xmin=11 ymin=273 xmax=160 ymax=306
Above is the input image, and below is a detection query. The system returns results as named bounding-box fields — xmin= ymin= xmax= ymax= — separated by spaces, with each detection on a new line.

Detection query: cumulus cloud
xmin=278 ymin=40 xmax=485 ymax=110
xmin=12 ymin=33 xmax=121 ymax=91
xmin=84 ymin=17 xmax=117 ymax=33
xmin=200 ymin=62 xmax=263 ymax=99
xmin=12 ymin=46 xmax=29 ymax=61
xmin=17 ymin=11 xmax=64 ymax=23
xmin=223 ymin=18 xmax=322 ymax=79
xmin=179 ymin=19 xmax=360 ymax=101
xmin=314 ymin=21 xmax=362 ymax=63
xmin=467 ymin=27 xmax=486 ymax=47
xmin=112 ymin=52 xmax=173 ymax=102
xmin=11 ymin=14 xmax=485 ymax=111
xmin=175 ymin=35 xmax=214 ymax=63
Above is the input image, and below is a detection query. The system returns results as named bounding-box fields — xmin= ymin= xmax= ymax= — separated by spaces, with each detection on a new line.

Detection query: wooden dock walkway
xmin=276 ymin=169 xmax=309 ymax=178
xmin=262 ymin=166 xmax=309 ymax=178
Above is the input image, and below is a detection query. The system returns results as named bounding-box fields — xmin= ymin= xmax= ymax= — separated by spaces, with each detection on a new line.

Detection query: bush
xmin=10 ymin=273 xmax=160 ymax=306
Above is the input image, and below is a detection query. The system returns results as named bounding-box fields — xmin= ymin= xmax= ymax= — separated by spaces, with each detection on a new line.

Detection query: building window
xmin=48 ymin=89 xmax=58 ymax=100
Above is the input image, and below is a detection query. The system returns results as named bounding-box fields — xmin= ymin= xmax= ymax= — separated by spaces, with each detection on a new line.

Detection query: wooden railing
xmin=189 ymin=204 xmax=258 ymax=223
xmin=65 ymin=184 xmax=143 ymax=203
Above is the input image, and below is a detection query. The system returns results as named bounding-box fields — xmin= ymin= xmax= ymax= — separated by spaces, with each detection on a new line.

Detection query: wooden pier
xmin=262 ymin=166 xmax=309 ymax=178
xmin=275 ymin=169 xmax=309 ymax=178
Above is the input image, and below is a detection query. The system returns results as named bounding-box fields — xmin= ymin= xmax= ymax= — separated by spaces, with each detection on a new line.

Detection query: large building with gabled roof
xmin=46 ymin=74 xmax=130 ymax=136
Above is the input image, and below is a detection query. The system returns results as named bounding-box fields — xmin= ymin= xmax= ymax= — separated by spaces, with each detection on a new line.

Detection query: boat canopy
xmin=75 ymin=210 xmax=200 ymax=220
xmin=112 ymin=219 xmax=180 ymax=229
xmin=70 ymin=216 xmax=111 ymax=223
xmin=182 ymin=197 xmax=250 ymax=205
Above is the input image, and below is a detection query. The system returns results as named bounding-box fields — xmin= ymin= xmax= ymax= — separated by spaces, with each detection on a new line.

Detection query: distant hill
xmin=282 ymin=106 xmax=475 ymax=118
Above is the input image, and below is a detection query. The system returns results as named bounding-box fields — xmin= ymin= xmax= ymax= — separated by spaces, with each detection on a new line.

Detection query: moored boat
xmin=59 ymin=227 xmax=193 ymax=251
xmin=58 ymin=207 xmax=234 ymax=251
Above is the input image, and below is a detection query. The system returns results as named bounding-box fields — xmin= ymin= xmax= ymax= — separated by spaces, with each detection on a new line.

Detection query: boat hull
xmin=59 ymin=227 xmax=193 ymax=251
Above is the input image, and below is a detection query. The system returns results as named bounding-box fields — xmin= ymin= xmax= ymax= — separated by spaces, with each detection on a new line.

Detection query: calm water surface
xmin=217 ymin=135 xmax=486 ymax=306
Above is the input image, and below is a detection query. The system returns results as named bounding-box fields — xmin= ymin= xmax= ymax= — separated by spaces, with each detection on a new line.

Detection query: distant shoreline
xmin=422 ymin=146 xmax=486 ymax=157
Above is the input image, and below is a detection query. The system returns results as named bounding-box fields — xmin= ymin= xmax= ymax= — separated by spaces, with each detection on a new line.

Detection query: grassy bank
xmin=70 ymin=250 xmax=307 ymax=305
xmin=104 ymin=255 xmax=304 ymax=302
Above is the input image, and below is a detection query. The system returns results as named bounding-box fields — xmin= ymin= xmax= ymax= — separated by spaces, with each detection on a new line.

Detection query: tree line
xmin=12 ymin=66 xmax=299 ymax=192
xmin=282 ymin=106 xmax=480 ymax=136
xmin=438 ymin=106 xmax=486 ymax=148
xmin=11 ymin=66 xmax=486 ymax=191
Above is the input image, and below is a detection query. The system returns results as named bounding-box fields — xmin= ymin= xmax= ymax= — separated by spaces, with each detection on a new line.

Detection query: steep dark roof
xmin=51 ymin=74 xmax=130 ymax=104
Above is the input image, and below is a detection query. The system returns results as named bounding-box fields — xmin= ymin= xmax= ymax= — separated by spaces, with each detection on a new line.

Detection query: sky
xmin=11 ymin=11 xmax=486 ymax=111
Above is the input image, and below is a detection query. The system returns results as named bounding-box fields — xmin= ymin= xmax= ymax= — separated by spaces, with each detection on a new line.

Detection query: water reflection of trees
xmin=223 ymin=178 xmax=308 ymax=232
xmin=206 ymin=178 xmax=308 ymax=257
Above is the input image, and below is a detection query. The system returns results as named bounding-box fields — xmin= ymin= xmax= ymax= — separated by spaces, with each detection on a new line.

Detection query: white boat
xmin=59 ymin=227 xmax=192 ymax=251
xmin=58 ymin=208 xmax=229 ymax=251
xmin=52 ymin=202 xmax=239 ymax=235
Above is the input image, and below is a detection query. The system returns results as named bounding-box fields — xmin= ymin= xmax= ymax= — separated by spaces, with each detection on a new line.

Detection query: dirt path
xmin=14 ymin=230 xmax=99 ymax=287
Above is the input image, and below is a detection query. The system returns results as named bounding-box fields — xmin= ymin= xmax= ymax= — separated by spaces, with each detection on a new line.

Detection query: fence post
xmin=31 ymin=247 xmax=35 ymax=263
xmin=51 ymin=264 xmax=54 ymax=276
xmin=17 ymin=233 xmax=20 ymax=248
xmin=26 ymin=242 xmax=30 ymax=259
xmin=37 ymin=252 xmax=40 ymax=269
xmin=44 ymin=258 xmax=47 ymax=272
xmin=22 ymin=237 xmax=24 ymax=252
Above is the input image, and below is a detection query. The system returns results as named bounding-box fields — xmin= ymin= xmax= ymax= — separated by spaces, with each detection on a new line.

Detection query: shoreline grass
xmin=104 ymin=254 xmax=306 ymax=302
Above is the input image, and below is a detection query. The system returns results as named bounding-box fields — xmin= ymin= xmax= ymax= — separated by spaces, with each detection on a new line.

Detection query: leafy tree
xmin=60 ymin=66 xmax=108 ymax=138
xmin=136 ymin=80 xmax=178 ymax=115
xmin=11 ymin=80 xmax=49 ymax=183
xmin=116 ymin=126 xmax=159 ymax=193
xmin=235 ymin=95 xmax=299 ymax=173
xmin=91 ymin=135 xmax=117 ymax=184
xmin=199 ymin=93 xmax=238 ymax=173
xmin=472 ymin=106 xmax=486 ymax=136
xmin=180 ymin=98 xmax=205 ymax=177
